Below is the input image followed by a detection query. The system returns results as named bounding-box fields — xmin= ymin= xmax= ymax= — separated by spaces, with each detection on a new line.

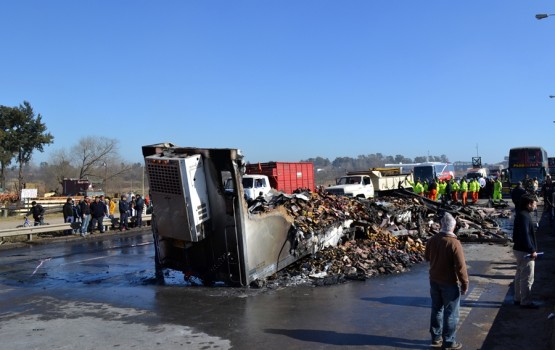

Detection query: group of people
xmin=409 ymin=176 xmax=504 ymax=206
xmin=61 ymin=194 xmax=148 ymax=237
xmin=424 ymin=183 xmax=540 ymax=349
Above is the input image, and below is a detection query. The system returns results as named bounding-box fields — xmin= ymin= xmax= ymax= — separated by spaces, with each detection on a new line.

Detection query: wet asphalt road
xmin=0 ymin=228 xmax=515 ymax=349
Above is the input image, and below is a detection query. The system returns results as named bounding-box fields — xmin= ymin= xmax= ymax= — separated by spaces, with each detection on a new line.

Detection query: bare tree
xmin=49 ymin=149 xmax=77 ymax=191
xmin=71 ymin=136 xmax=132 ymax=192
xmin=72 ymin=136 xmax=119 ymax=179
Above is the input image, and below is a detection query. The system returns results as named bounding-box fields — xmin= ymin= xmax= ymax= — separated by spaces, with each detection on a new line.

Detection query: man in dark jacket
xmin=62 ymin=198 xmax=75 ymax=234
xmin=90 ymin=196 xmax=107 ymax=233
xmin=119 ymin=195 xmax=130 ymax=231
xmin=511 ymin=182 xmax=527 ymax=211
xmin=134 ymin=194 xmax=145 ymax=228
xmin=512 ymin=194 xmax=539 ymax=309
xmin=27 ymin=201 xmax=45 ymax=226
xmin=79 ymin=197 xmax=91 ymax=236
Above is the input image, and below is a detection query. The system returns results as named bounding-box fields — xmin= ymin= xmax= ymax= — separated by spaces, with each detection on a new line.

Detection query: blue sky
xmin=2 ymin=1 xmax=555 ymax=166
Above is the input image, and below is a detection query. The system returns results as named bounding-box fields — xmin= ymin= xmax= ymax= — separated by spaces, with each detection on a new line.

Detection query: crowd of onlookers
xmin=60 ymin=194 xmax=151 ymax=237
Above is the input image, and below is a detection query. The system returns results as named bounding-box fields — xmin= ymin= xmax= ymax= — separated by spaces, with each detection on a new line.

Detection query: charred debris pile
xmin=250 ymin=189 xmax=512 ymax=287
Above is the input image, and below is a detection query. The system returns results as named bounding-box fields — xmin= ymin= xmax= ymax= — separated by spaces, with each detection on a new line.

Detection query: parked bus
xmin=413 ymin=162 xmax=455 ymax=183
xmin=549 ymin=157 xmax=555 ymax=176
xmin=507 ymin=147 xmax=549 ymax=190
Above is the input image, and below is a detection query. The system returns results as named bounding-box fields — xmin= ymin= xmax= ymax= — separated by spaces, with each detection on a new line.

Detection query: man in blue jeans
xmin=425 ymin=212 xmax=469 ymax=350
xmin=512 ymin=194 xmax=539 ymax=309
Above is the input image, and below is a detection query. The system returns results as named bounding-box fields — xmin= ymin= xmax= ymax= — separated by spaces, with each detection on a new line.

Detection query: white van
xmin=466 ymin=168 xmax=488 ymax=180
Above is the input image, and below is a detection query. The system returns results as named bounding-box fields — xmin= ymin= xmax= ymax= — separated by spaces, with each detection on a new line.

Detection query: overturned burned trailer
xmin=142 ymin=143 xmax=351 ymax=286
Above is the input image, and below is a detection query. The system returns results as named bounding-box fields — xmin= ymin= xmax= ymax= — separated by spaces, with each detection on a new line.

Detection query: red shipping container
xmin=245 ymin=162 xmax=315 ymax=193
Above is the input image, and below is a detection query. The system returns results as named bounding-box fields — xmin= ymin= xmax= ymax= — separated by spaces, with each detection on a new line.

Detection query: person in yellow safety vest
xmin=471 ymin=178 xmax=480 ymax=203
xmin=460 ymin=177 xmax=469 ymax=205
xmin=451 ymin=179 xmax=460 ymax=203
xmin=408 ymin=176 xmax=425 ymax=196
xmin=423 ymin=180 xmax=429 ymax=198
xmin=492 ymin=177 xmax=503 ymax=202
xmin=470 ymin=178 xmax=478 ymax=203
xmin=437 ymin=179 xmax=444 ymax=201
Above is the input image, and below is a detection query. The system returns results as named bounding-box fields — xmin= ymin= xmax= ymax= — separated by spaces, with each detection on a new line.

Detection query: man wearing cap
xmin=425 ymin=212 xmax=468 ymax=350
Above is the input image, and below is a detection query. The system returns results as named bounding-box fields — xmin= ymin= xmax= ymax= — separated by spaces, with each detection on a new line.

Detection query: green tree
xmin=302 ymin=157 xmax=330 ymax=167
xmin=414 ymin=156 xmax=428 ymax=163
xmin=0 ymin=106 xmax=23 ymax=190
xmin=11 ymin=101 xmax=54 ymax=193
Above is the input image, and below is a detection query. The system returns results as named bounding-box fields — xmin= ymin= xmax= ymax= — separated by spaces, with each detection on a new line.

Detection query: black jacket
xmin=119 ymin=200 xmax=130 ymax=214
xmin=79 ymin=201 xmax=91 ymax=216
xmin=63 ymin=202 xmax=74 ymax=219
xmin=511 ymin=186 xmax=527 ymax=211
xmin=28 ymin=204 xmax=45 ymax=220
xmin=513 ymin=209 xmax=537 ymax=254
xmin=90 ymin=200 xmax=107 ymax=219
xmin=135 ymin=197 xmax=145 ymax=211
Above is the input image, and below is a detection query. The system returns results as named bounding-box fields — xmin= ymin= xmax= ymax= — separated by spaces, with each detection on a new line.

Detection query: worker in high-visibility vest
xmin=470 ymin=178 xmax=480 ymax=203
xmin=408 ymin=176 xmax=425 ymax=196
xmin=451 ymin=179 xmax=460 ymax=203
xmin=492 ymin=177 xmax=503 ymax=202
xmin=437 ymin=179 xmax=446 ymax=201
xmin=460 ymin=177 xmax=468 ymax=206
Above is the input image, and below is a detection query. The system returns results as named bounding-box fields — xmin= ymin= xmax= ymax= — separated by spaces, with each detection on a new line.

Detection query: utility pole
xmin=103 ymin=162 xmax=107 ymax=194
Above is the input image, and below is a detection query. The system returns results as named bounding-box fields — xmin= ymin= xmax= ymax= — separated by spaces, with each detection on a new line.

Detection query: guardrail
xmin=0 ymin=214 xmax=152 ymax=241
xmin=0 ymin=223 xmax=72 ymax=241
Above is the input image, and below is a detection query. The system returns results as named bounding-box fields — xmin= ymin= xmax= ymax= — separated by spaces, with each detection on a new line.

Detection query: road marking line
xmin=59 ymin=256 xmax=110 ymax=266
xmin=458 ymin=285 xmax=484 ymax=329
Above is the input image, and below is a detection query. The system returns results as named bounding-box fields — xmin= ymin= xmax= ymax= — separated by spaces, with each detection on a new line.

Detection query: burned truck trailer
xmin=142 ymin=143 xmax=351 ymax=286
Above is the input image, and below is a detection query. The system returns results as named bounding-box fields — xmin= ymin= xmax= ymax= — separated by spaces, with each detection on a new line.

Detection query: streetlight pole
xmin=103 ymin=162 xmax=107 ymax=194
xmin=142 ymin=165 xmax=145 ymax=196
xmin=550 ymin=96 xmax=555 ymax=124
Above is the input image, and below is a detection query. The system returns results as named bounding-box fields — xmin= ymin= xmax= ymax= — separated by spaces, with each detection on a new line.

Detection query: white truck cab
xmin=466 ymin=168 xmax=488 ymax=180
xmin=466 ymin=168 xmax=488 ymax=189
xmin=225 ymin=174 xmax=271 ymax=201
xmin=325 ymin=175 xmax=375 ymax=198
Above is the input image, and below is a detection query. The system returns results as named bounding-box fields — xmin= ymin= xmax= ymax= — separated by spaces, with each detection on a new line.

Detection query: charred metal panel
xmin=142 ymin=143 xmax=347 ymax=286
